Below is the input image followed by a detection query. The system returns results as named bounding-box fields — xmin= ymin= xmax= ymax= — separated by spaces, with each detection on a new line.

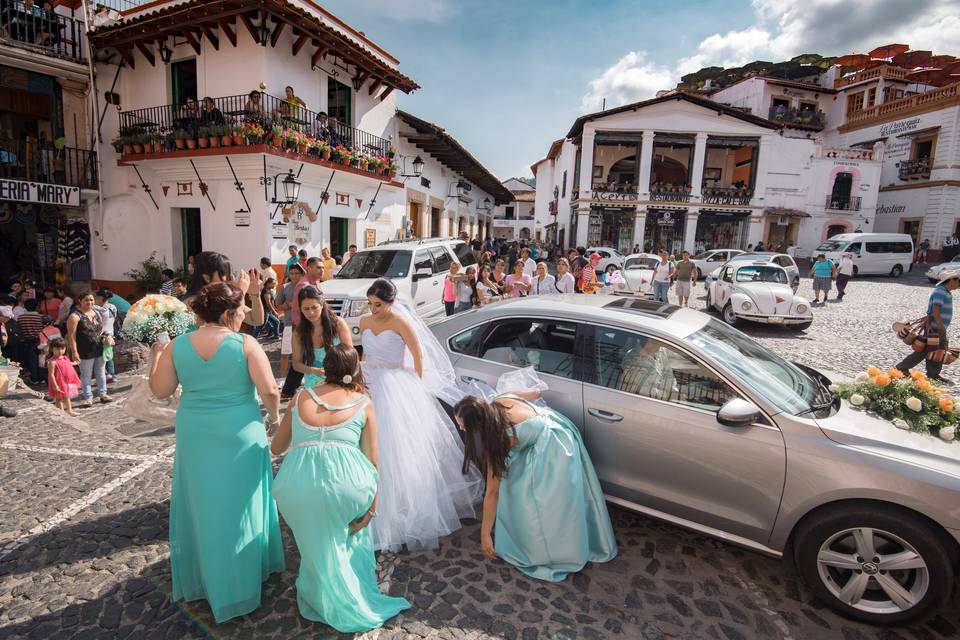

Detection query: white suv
xmin=319 ymin=238 xmax=476 ymax=345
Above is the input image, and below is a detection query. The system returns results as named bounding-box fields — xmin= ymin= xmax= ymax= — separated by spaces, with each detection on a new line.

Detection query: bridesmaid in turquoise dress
xmin=150 ymin=283 xmax=285 ymax=623
xmin=271 ymin=344 xmax=410 ymax=631
xmin=291 ymin=286 xmax=351 ymax=388
xmin=453 ymin=391 xmax=618 ymax=581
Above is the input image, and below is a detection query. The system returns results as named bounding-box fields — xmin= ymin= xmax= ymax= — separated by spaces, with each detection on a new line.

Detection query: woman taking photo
xmin=456 ymin=265 xmax=479 ymax=312
xmin=149 ymin=283 xmax=284 ymax=622
xmin=491 ymin=259 xmax=508 ymax=293
xmin=477 ymin=266 xmax=504 ymax=305
xmin=187 ymin=251 xmax=264 ymax=328
xmin=66 ymin=291 xmax=111 ymax=408
xmin=292 ymin=286 xmax=352 ymax=389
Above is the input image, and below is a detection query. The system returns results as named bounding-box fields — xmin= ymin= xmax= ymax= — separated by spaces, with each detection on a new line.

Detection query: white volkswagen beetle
xmin=708 ymin=261 xmax=813 ymax=330
xmin=618 ymin=253 xmax=661 ymax=295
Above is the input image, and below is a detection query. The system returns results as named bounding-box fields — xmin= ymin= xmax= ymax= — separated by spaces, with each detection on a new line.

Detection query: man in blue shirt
xmin=896 ymin=271 xmax=959 ymax=382
xmin=284 ymin=244 xmax=299 ymax=278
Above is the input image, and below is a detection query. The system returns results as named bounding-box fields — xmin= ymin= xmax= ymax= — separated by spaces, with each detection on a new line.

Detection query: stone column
xmin=578 ymin=129 xmax=596 ymax=196
xmin=575 ymin=208 xmax=591 ymax=248
xmin=684 ymin=209 xmax=699 ymax=253
xmin=690 ymin=132 xmax=708 ymax=200
xmin=638 ymin=130 xmax=655 ymax=199
xmin=633 ymin=206 xmax=647 ymax=251
xmin=748 ymin=214 xmax=765 ymax=246
xmin=752 ymin=136 xmax=773 ymax=205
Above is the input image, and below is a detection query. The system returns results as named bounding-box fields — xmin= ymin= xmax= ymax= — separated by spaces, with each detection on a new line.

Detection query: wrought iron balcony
xmin=768 ymin=106 xmax=826 ymax=130
xmin=116 ymin=92 xmax=395 ymax=175
xmin=824 ymin=195 xmax=862 ymax=211
xmin=0 ymin=0 xmax=87 ymax=63
xmin=1 ymin=138 xmax=97 ymax=190
xmin=898 ymin=158 xmax=931 ymax=180
xmin=701 ymin=186 xmax=753 ymax=205
xmin=649 ymin=185 xmax=691 ymax=202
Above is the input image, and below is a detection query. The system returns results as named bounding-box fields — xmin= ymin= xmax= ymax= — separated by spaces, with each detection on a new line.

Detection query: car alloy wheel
xmin=816 ymin=527 xmax=928 ymax=616
xmin=891 ymin=265 xmax=903 ymax=277
xmin=722 ymin=303 xmax=739 ymax=326
xmin=606 ymin=264 xmax=617 ymax=274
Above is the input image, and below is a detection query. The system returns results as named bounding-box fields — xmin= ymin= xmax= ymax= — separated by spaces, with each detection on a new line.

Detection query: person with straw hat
xmin=894 ymin=271 xmax=960 ymax=384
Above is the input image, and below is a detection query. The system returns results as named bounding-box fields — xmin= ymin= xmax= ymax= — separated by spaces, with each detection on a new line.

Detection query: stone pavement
xmin=1 ymin=272 xmax=959 ymax=639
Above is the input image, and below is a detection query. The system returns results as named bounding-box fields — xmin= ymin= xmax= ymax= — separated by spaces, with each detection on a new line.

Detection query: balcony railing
xmin=117 ymin=92 xmax=393 ymax=163
xmin=842 ymin=83 xmax=960 ymax=129
xmin=824 ymin=196 xmax=862 ymax=211
xmin=767 ymin=106 xmax=825 ymax=130
xmin=1 ymin=138 xmax=97 ymax=190
xmin=0 ymin=0 xmax=87 ymax=63
xmin=898 ymin=158 xmax=931 ymax=180
xmin=649 ymin=185 xmax=691 ymax=202
xmin=702 ymin=186 xmax=753 ymax=205
xmin=834 ymin=65 xmax=908 ymax=89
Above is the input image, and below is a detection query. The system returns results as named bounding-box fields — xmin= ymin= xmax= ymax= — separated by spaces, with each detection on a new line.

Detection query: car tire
xmin=891 ymin=264 xmax=903 ymax=277
xmin=721 ymin=303 xmax=740 ymax=326
xmin=705 ymin=290 xmax=712 ymax=310
xmin=794 ymin=504 xmax=955 ymax=625
xmin=606 ymin=264 xmax=617 ymax=275
xmin=853 ymin=265 xmax=859 ymax=277
xmin=792 ymin=321 xmax=813 ymax=331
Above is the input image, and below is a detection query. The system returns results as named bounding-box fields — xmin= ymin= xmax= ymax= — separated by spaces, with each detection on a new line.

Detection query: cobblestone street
xmin=2 ymin=272 xmax=959 ymax=639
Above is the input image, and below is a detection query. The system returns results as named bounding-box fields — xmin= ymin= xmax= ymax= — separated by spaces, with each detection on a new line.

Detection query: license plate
xmin=768 ymin=316 xmax=784 ymax=324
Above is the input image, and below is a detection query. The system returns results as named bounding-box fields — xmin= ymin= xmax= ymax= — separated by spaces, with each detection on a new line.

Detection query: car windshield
xmin=735 ymin=265 xmax=788 ymax=284
xmin=335 ymin=250 xmax=412 ymax=279
xmin=693 ymin=251 xmax=713 ymax=260
xmin=817 ymin=241 xmax=847 ymax=252
xmin=685 ymin=320 xmax=820 ymax=416
xmin=626 ymin=257 xmax=658 ymax=269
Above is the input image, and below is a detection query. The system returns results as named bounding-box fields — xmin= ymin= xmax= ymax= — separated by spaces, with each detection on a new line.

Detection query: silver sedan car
xmin=431 ymin=294 xmax=960 ymax=625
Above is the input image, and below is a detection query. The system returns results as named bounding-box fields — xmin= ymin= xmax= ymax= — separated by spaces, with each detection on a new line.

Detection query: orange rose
xmin=911 ymin=370 xmax=926 ymax=381
xmin=874 ymin=374 xmax=891 ymax=386
xmin=917 ymin=380 xmax=931 ymax=391
xmin=887 ymin=368 xmax=904 ymax=379
xmin=939 ymin=398 xmax=954 ymax=413
xmin=866 ymin=367 xmax=882 ymax=378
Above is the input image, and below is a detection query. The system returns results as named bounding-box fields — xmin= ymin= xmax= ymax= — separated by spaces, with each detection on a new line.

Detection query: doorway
xmin=430 ymin=207 xmax=440 ymax=238
xmin=179 ymin=207 xmax=202 ymax=268
xmin=327 ymin=79 xmax=352 ymax=127
xmin=826 ymin=224 xmax=848 ymax=238
xmin=900 ymin=219 xmax=921 ymax=248
xmin=329 ymin=216 xmax=348 ymax=258
xmin=830 ymin=172 xmax=853 ymax=208
xmin=408 ymin=202 xmax=421 ymax=239
xmin=170 ymin=59 xmax=198 ymax=107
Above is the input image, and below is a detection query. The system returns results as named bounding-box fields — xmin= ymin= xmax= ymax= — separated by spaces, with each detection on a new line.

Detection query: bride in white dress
xmin=359 ymin=279 xmax=483 ymax=551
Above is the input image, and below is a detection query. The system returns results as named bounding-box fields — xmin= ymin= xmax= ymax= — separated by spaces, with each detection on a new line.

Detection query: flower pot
xmin=221 ymin=135 xmax=233 ymax=146
xmin=209 ymin=137 xmax=219 ymax=148
xmin=272 ymin=135 xmax=282 ymax=147
xmin=297 ymin=143 xmax=308 ymax=155
xmin=233 ymin=133 xmax=245 ymax=146
xmin=112 ymin=142 xmax=123 ymax=153
xmin=122 ymin=144 xmax=133 ymax=155
xmin=198 ymin=137 xmax=208 ymax=148
xmin=322 ymin=150 xmax=331 ymax=161
xmin=132 ymin=143 xmax=144 ymax=154
xmin=175 ymin=139 xmax=186 ymax=150
xmin=186 ymin=138 xmax=197 ymax=150
xmin=359 ymin=161 xmax=369 ymax=171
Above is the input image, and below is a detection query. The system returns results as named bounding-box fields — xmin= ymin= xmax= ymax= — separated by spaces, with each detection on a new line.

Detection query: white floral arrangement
xmin=120 ymin=294 xmax=195 ymax=344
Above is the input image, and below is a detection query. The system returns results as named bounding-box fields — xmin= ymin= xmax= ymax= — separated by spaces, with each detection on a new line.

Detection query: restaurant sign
xmin=0 ymin=178 xmax=81 ymax=207
xmin=591 ymin=190 xmax=638 ymax=201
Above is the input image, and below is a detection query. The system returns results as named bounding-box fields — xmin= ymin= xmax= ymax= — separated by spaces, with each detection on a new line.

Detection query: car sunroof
xmin=603 ymin=296 xmax=680 ymax=318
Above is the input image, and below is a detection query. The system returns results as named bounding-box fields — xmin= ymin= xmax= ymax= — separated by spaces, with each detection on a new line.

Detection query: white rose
xmin=828 ymin=384 xmax=839 ymax=393
xmin=893 ymin=418 xmax=909 ymax=430
xmin=849 ymin=394 xmax=865 ymax=406
xmin=905 ymin=397 xmax=923 ymax=412
xmin=855 ymin=373 xmax=870 ymax=383
xmin=939 ymin=426 xmax=956 ymax=442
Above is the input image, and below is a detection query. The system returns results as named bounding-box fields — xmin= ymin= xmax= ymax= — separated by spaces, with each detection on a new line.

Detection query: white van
xmin=317 ymin=238 xmax=476 ymax=345
xmin=815 ymin=233 xmax=914 ymax=277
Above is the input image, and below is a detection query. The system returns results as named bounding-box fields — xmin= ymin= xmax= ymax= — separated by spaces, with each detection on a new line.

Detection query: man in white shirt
xmin=258 ymin=257 xmax=278 ymax=285
xmin=836 ymin=252 xmax=855 ymax=301
xmin=787 ymin=245 xmax=797 ymax=258
xmin=520 ymin=248 xmax=536 ymax=278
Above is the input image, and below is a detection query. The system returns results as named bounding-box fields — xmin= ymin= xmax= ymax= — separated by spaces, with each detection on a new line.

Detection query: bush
xmin=124 ymin=253 xmax=188 ymax=293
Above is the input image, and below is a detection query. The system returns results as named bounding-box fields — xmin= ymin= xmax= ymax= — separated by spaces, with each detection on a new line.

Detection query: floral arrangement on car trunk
xmin=835 ymin=367 xmax=957 ymax=442
xmin=120 ymin=294 xmax=195 ymax=344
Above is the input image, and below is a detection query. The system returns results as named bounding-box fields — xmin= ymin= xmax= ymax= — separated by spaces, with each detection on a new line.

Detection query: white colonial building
xmin=532 ymin=92 xmax=882 ymax=256
xmin=492 ymin=178 xmax=536 ymax=241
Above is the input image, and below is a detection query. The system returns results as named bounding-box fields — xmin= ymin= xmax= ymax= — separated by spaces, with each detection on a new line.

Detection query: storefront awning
xmin=764 ymin=207 xmax=810 ymax=218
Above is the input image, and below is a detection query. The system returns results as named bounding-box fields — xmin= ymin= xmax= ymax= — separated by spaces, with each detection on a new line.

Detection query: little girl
xmin=47 ymin=337 xmax=81 ymax=416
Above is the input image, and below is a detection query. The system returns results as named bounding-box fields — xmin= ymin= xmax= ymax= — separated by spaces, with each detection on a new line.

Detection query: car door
xmin=710 ymin=265 xmax=733 ymax=310
xmin=580 ymin=324 xmax=786 ymax=543
xmin=847 ymin=242 xmax=863 ymax=274
xmin=411 ymin=249 xmax=439 ymax=315
xmin=775 ymin=256 xmax=798 ymax=284
xmin=447 ymin=316 xmax=587 ymax=425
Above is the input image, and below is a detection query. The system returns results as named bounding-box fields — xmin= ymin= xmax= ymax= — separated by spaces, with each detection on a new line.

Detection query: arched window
xmin=830 ymin=172 xmax=853 ymax=209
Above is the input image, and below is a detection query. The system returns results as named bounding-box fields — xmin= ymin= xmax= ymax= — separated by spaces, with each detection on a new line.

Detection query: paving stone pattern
xmin=1 ymin=273 xmax=958 ymax=639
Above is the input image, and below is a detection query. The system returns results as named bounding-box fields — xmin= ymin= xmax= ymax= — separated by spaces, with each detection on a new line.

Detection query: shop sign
xmin=877 ymin=204 xmax=906 ymax=215
xmin=591 ymin=190 xmax=638 ymax=203
xmin=271 ymin=222 xmax=287 ymax=240
xmin=288 ymin=212 xmax=312 ymax=245
xmin=365 ymin=228 xmax=377 ymax=248
xmin=0 ymin=178 xmax=81 ymax=207
xmin=879 ymin=118 xmax=920 ymax=137
xmin=657 ymin=211 xmax=676 ymax=226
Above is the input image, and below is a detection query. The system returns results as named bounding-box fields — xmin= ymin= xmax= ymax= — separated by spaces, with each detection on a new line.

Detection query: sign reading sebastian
xmin=0 ymin=179 xmax=81 ymax=207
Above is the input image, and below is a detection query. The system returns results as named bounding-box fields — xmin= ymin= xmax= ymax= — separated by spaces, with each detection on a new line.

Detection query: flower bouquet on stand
xmin=836 ymin=367 xmax=958 ymax=442
xmin=120 ymin=295 xmax=195 ymax=425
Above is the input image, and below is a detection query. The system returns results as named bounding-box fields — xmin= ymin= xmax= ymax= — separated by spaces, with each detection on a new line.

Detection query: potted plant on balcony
xmin=271 ymin=124 xmax=283 ymax=147
xmin=318 ymin=141 xmax=331 ymax=160
xmin=131 ymin=134 xmax=145 ymax=155
xmin=163 ymin=132 xmax=175 ymax=152
xmin=220 ymin=125 xmax=233 ymax=147
xmin=198 ymin=127 xmax=210 ymax=148
xmin=173 ymin=129 xmax=188 ymax=150
xmin=111 ymin=135 xmax=125 ymax=154
xmin=386 ymin=146 xmax=396 ymax=159
xmin=232 ymin=125 xmax=245 ymax=146
xmin=208 ymin=127 xmax=220 ymax=148
xmin=297 ymin=133 xmax=310 ymax=155
xmin=387 ymin=159 xmax=398 ymax=178
xmin=357 ymin=155 xmax=369 ymax=171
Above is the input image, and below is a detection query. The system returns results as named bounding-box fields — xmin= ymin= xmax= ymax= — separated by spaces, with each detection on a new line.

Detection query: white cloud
xmin=582 ymin=0 xmax=960 ymax=112
xmin=580 ymin=51 xmax=675 ymax=113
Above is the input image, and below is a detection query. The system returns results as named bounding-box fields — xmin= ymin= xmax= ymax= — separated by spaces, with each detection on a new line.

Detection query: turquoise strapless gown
xmin=301 ymin=338 xmax=341 ymax=389
xmin=495 ymin=395 xmax=618 ymax=581
xmin=273 ymin=389 xmax=410 ymax=631
xmin=169 ymin=332 xmax=285 ymax=622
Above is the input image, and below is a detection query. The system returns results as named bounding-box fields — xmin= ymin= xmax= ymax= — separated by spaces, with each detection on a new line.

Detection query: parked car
xmin=319 ymin=238 xmax=475 ymax=345
xmin=926 ymin=262 xmax=960 ymax=283
xmin=585 ymin=246 xmax=626 ymax=274
xmin=816 ymin=233 xmax=914 ymax=277
xmin=619 ymin=253 xmax=661 ymax=295
xmin=707 ymin=261 xmax=812 ymax=330
xmin=691 ymin=249 xmax=744 ymax=280
xmin=432 ymin=295 xmax=960 ymax=625
xmin=704 ymin=252 xmax=800 ymax=291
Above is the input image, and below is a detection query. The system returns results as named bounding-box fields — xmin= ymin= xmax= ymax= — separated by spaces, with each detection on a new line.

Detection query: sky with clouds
xmin=322 ymin=0 xmax=960 ymax=180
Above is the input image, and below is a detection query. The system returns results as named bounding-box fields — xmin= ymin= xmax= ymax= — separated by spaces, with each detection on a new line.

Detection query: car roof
xmin=369 ymin=238 xmax=463 ymax=250
xmin=626 ymin=253 xmax=659 ymax=260
xmin=733 ymin=261 xmax=785 ymax=270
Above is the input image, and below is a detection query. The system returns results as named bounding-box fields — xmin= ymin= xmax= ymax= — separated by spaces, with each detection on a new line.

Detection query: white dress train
xmin=361 ymin=328 xmax=483 ymax=551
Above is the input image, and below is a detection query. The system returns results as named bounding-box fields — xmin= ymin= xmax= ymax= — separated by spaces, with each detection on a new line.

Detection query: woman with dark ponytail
xmin=453 ymin=390 xmax=617 ymax=581
xmin=292 ymin=285 xmax=352 ymax=389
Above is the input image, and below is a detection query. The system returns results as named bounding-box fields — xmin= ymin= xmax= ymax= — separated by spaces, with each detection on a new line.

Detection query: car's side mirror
xmin=717 ymin=398 xmax=763 ymax=428
xmin=412 ymin=267 xmax=433 ymax=281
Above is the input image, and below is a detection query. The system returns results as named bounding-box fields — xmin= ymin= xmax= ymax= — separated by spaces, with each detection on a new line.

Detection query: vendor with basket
xmin=895 ymin=271 xmax=960 ymax=384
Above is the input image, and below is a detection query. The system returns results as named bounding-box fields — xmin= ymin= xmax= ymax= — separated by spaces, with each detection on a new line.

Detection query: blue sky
xmin=322 ymin=0 xmax=960 ymax=180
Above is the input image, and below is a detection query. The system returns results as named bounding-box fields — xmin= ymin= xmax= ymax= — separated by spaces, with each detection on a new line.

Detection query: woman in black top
xmin=66 ymin=291 xmax=111 ymax=407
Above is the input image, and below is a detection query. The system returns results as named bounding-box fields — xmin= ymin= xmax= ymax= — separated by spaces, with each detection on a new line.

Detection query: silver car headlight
xmin=346 ymin=299 xmax=370 ymax=317
xmin=796 ymin=304 xmax=807 ymax=314
xmin=740 ymin=301 xmax=753 ymax=311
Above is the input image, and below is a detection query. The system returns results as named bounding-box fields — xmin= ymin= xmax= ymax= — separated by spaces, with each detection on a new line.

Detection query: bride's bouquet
xmin=120 ymin=294 xmax=195 ymax=344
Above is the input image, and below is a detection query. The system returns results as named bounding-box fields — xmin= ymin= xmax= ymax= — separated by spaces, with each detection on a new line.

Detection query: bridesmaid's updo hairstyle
xmin=366 ymin=278 xmax=397 ymax=303
xmin=190 ymin=251 xmax=232 ymax=294
xmin=453 ymin=396 xmax=513 ymax=478
xmin=193 ymin=282 xmax=243 ymax=324
xmin=322 ymin=344 xmax=366 ymax=393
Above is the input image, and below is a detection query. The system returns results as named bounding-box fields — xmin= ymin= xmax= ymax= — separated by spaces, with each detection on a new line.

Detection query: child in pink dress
xmin=47 ymin=337 xmax=81 ymax=416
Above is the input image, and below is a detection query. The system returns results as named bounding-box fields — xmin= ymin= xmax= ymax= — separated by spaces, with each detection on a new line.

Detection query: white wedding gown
xmin=362 ymin=328 xmax=483 ymax=551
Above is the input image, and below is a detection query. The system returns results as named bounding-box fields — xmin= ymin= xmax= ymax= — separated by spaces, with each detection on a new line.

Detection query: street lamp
xmin=351 ymin=75 xmax=363 ymax=91
xmin=400 ymin=155 xmax=424 ymax=178
xmin=158 ymin=39 xmax=173 ymax=64
xmin=478 ymin=197 xmax=491 ymax=212
xmin=280 ymin=170 xmax=301 ymax=203
xmin=553 ymin=186 xmax=559 ymax=199
xmin=258 ymin=20 xmax=270 ymax=47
